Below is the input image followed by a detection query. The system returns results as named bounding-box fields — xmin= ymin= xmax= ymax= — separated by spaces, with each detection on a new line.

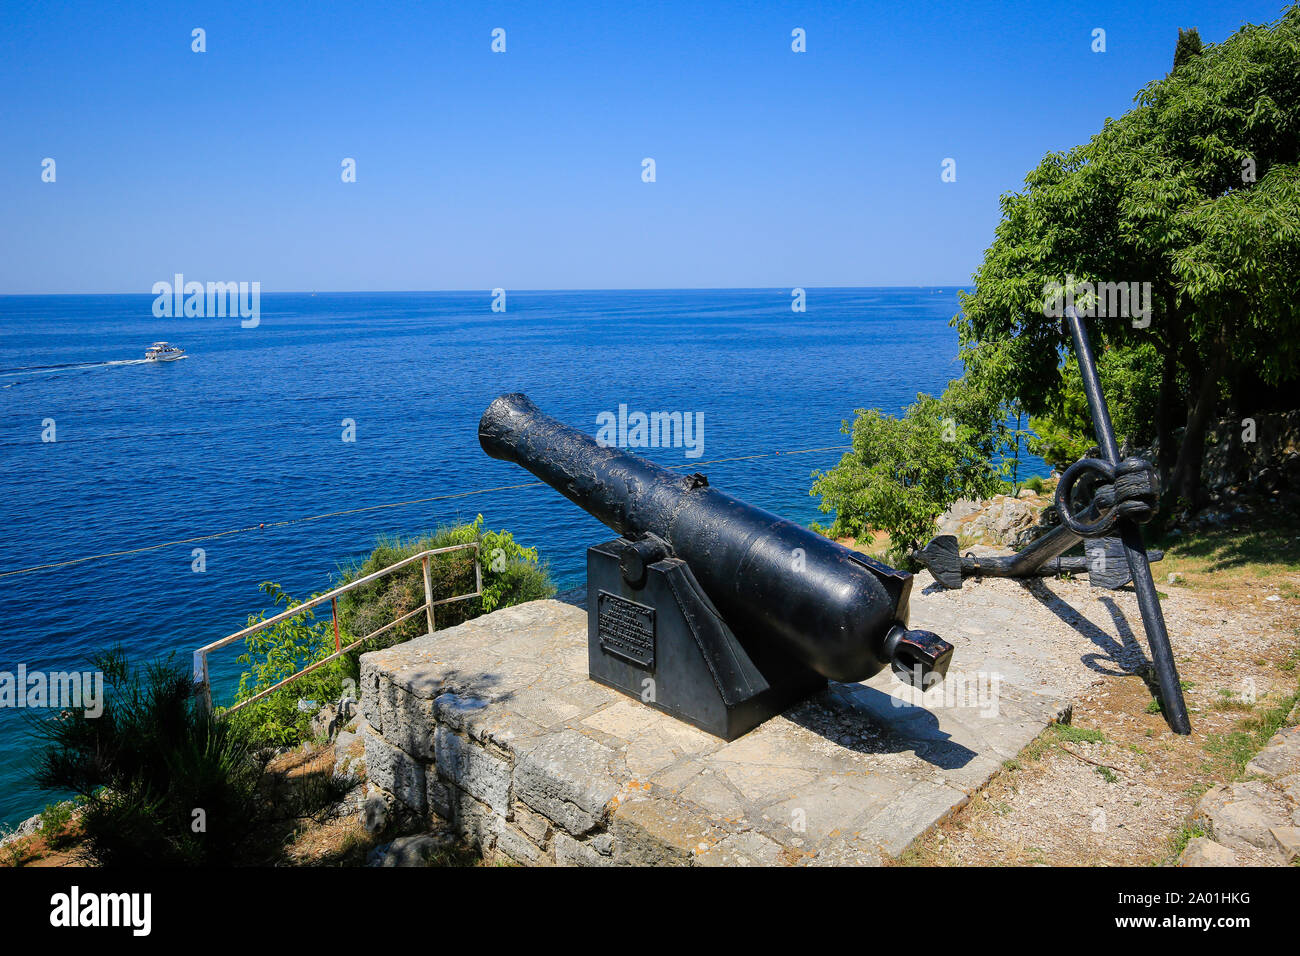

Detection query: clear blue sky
xmin=0 ymin=0 xmax=1286 ymax=292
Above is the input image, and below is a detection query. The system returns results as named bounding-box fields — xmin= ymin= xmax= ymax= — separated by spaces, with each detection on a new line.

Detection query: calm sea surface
xmin=0 ymin=288 xmax=1042 ymax=826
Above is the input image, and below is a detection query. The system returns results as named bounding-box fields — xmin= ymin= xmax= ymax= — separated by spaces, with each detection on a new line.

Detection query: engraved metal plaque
xmin=597 ymin=591 xmax=655 ymax=669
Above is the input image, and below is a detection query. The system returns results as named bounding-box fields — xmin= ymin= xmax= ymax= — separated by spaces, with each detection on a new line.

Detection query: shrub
xmin=226 ymin=583 xmax=347 ymax=750
xmin=811 ymin=378 xmax=1012 ymax=563
xmin=334 ymin=514 xmax=553 ymax=646
xmin=228 ymin=516 xmax=553 ymax=748
xmin=37 ymin=801 xmax=76 ymax=849
xmin=32 ymin=648 xmax=264 ymax=866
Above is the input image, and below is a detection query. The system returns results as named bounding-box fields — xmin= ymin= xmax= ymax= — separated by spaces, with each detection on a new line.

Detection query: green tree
xmin=1027 ymin=340 xmax=1165 ymax=468
xmin=958 ymin=9 xmax=1300 ymax=512
xmin=811 ymin=378 xmax=1012 ymax=560
xmin=1173 ymin=27 xmax=1203 ymax=70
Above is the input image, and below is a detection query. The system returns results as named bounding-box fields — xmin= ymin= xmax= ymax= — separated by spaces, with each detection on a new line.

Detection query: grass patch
xmin=1168 ymin=820 xmax=1208 ymax=861
xmin=1024 ymin=723 xmax=1106 ymax=761
xmin=1279 ymin=639 xmax=1300 ymax=674
xmin=1203 ymin=684 xmax=1300 ymax=778
xmin=1154 ymin=511 xmax=1300 ymax=590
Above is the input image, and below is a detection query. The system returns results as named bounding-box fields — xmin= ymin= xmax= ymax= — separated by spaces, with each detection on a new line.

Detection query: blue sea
xmin=0 ymin=288 xmax=1038 ymax=827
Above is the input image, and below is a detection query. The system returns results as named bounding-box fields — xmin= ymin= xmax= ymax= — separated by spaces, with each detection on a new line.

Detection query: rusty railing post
xmin=422 ymin=555 xmax=435 ymax=634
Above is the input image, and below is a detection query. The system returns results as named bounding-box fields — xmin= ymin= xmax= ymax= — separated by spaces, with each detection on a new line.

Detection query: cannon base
xmin=587 ymin=537 xmax=827 ymax=741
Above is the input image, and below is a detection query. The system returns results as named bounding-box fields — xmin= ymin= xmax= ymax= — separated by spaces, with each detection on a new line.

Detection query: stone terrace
xmin=358 ymin=574 xmax=1200 ymax=865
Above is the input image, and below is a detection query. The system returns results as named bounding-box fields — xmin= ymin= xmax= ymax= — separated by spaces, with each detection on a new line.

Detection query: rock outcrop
xmin=934 ymin=489 xmax=1057 ymax=549
xmin=1180 ymin=717 xmax=1300 ymax=866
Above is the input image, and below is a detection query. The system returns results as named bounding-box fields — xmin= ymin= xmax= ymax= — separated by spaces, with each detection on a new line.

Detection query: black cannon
xmin=479 ymin=393 xmax=953 ymax=739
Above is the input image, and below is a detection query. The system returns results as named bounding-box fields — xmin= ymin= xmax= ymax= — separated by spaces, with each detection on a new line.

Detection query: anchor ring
xmin=1055 ymin=457 xmax=1120 ymax=537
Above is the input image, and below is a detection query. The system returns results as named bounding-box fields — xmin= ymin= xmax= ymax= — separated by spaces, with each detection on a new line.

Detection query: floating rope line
xmin=0 ymin=444 xmax=851 ymax=579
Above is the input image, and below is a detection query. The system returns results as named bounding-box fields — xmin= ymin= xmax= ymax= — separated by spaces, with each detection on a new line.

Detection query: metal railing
xmin=192 ymin=543 xmax=482 ymax=716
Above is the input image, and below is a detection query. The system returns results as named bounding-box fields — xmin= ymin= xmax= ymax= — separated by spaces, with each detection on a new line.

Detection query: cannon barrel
xmin=478 ymin=393 xmax=950 ymax=685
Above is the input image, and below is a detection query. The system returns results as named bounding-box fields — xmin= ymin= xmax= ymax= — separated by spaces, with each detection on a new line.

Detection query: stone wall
xmin=356 ymin=581 xmax=1091 ymax=866
xmin=1200 ymin=409 xmax=1300 ymax=497
xmin=357 ymin=600 xmax=636 ymax=865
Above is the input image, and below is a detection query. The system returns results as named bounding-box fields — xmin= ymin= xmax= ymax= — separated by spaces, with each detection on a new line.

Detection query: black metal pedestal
xmin=586 ymin=537 xmax=827 ymax=741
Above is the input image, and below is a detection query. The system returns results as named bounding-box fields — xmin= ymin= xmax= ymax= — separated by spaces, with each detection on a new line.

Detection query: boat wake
xmin=0 ymin=356 xmax=182 ymax=385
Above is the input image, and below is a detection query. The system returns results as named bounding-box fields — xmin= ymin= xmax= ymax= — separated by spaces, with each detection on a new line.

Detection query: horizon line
xmin=0 ymin=284 xmax=972 ymax=297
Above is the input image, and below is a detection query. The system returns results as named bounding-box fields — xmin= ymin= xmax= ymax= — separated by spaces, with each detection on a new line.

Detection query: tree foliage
xmin=1173 ymin=27 xmax=1203 ymax=70
xmin=958 ymin=7 xmax=1300 ymax=509
xmin=811 ymin=378 xmax=1012 ymax=559
xmin=1028 ymin=340 xmax=1165 ymax=468
xmin=815 ymin=12 xmax=1300 ymax=542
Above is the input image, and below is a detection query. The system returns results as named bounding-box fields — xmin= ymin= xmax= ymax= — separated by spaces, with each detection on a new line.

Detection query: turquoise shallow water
xmin=0 ymin=288 xmax=1043 ymax=826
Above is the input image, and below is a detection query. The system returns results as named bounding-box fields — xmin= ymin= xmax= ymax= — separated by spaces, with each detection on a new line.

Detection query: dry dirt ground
xmin=897 ymin=541 xmax=1300 ymax=866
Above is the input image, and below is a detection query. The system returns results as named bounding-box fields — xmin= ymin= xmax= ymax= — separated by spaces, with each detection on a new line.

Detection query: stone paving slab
xmin=359 ymin=571 xmax=1166 ymax=866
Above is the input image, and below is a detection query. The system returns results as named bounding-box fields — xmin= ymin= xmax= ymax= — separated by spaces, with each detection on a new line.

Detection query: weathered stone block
xmin=696 ymin=830 xmax=787 ymax=867
xmin=1245 ymin=726 xmax=1300 ymax=780
xmin=383 ymin=685 xmax=437 ymax=760
xmin=512 ymin=801 xmax=553 ymax=845
xmin=496 ymin=822 xmax=550 ymax=865
xmin=362 ymin=723 xmax=426 ymax=814
xmin=454 ymin=793 xmax=502 ymax=852
xmin=1200 ymin=781 xmax=1288 ymax=851
xmin=358 ymin=660 xmax=387 ymax=733
xmin=611 ymin=796 xmax=717 ymax=866
xmin=435 ymin=692 xmax=543 ymax=756
xmin=513 ymin=729 xmax=620 ymax=836
xmin=375 ymin=833 xmax=457 ymax=867
xmin=426 ymin=776 xmax=453 ymax=821
xmin=554 ymin=831 xmax=615 ymax=866
xmin=435 ymin=725 xmax=512 ymax=816
xmin=1270 ymin=826 xmax=1300 ymax=863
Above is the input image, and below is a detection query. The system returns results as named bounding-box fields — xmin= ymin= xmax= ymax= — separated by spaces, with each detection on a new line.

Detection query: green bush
xmin=33 ymin=649 xmax=264 ymax=866
xmin=811 ymin=378 xmax=1012 ymax=563
xmin=37 ymin=801 xmax=77 ymax=849
xmin=226 ymin=583 xmax=346 ymax=750
xmin=333 ymin=514 xmax=553 ymax=648
xmin=228 ymin=515 xmax=553 ymax=749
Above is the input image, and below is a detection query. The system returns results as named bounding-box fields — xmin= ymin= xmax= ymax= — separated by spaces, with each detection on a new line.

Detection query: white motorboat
xmin=144 ymin=342 xmax=185 ymax=362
